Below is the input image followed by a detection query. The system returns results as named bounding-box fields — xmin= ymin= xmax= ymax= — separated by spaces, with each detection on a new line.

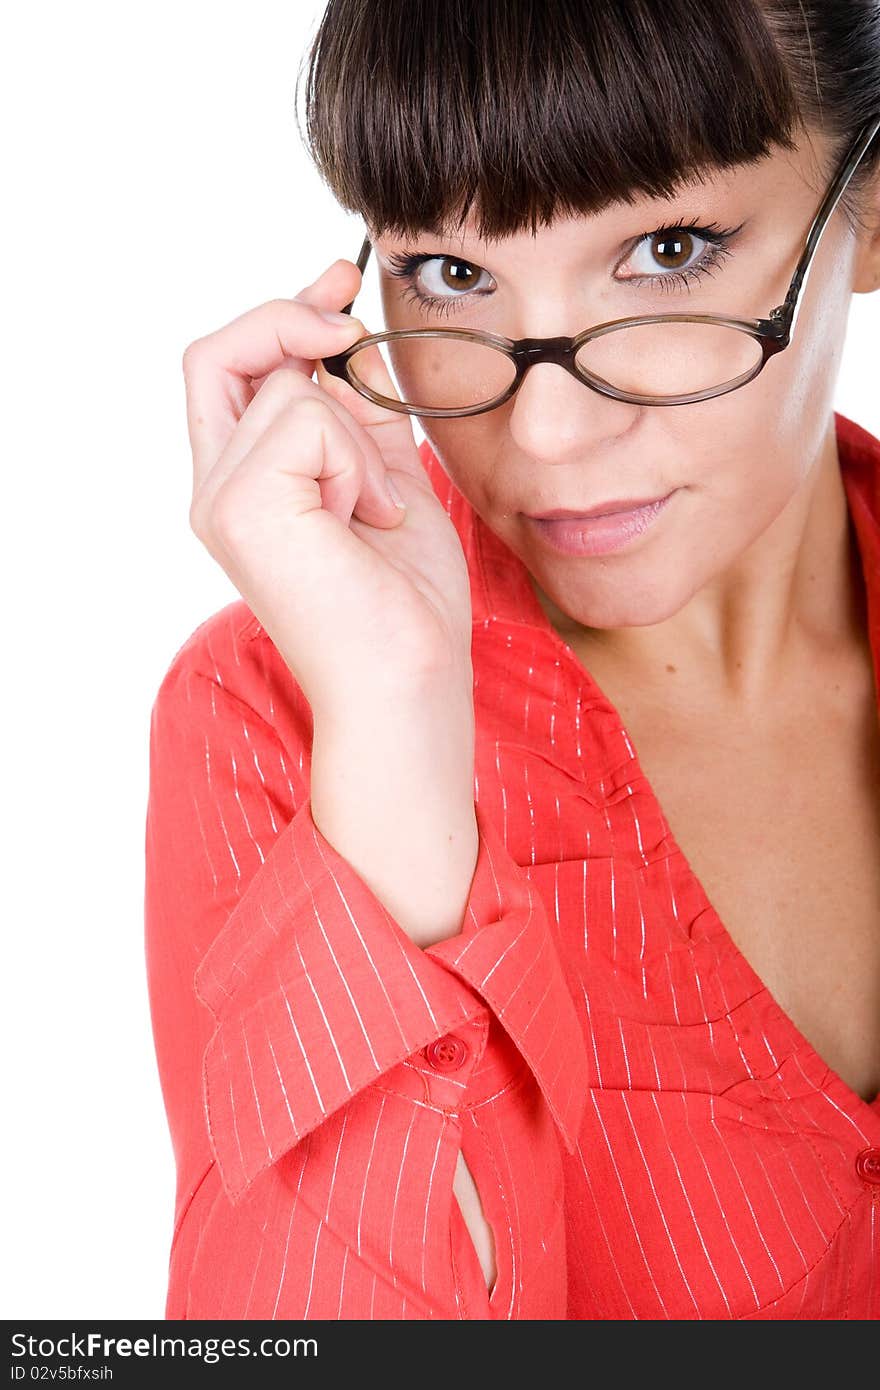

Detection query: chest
xmin=587 ymin=665 xmax=880 ymax=1104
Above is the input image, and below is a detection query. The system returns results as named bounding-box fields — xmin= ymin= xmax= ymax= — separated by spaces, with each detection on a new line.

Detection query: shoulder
xmin=150 ymin=597 xmax=313 ymax=757
xmin=836 ymin=410 xmax=880 ymax=467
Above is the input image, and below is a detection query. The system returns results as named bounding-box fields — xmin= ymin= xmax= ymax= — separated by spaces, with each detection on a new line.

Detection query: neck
xmin=531 ymin=424 xmax=866 ymax=706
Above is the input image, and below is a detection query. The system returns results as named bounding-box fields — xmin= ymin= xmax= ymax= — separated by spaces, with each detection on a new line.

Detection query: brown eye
xmin=650 ymin=231 xmax=695 ymax=270
xmin=439 ymin=258 xmax=481 ymax=290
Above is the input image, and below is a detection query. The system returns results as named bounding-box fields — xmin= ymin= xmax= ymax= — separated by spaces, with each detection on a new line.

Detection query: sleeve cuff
xmin=195 ymin=796 xmax=490 ymax=1202
xmin=425 ymin=799 xmax=589 ymax=1154
xmin=195 ymin=792 xmax=588 ymax=1204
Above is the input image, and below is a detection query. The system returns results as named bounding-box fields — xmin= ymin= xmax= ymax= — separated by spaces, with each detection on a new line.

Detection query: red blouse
xmin=145 ymin=410 xmax=880 ymax=1320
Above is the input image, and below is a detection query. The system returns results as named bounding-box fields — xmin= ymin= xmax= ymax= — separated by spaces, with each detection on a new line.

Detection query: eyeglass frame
xmin=321 ymin=114 xmax=880 ymax=415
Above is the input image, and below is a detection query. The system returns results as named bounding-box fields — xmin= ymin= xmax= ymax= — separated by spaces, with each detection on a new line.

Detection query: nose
xmin=507 ymin=359 xmax=637 ymax=463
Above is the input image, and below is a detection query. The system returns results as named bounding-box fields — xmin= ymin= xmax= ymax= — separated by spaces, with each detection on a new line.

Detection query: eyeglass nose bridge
xmin=509 ymin=335 xmax=586 ymax=385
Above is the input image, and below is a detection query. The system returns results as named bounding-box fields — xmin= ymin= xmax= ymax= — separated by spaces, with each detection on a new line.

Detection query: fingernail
xmin=318 ymin=309 xmax=353 ymax=324
xmin=386 ymin=474 xmax=406 ymax=510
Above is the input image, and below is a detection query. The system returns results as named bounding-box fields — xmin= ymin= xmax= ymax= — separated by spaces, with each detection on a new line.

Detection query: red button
xmin=423 ymin=1033 xmax=469 ymax=1072
xmin=855 ymin=1147 xmax=880 ymax=1185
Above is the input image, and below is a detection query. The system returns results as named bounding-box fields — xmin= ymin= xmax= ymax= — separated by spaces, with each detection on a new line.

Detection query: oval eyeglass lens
xmin=346 ymin=334 xmax=518 ymax=411
xmin=575 ymin=320 xmax=764 ymax=399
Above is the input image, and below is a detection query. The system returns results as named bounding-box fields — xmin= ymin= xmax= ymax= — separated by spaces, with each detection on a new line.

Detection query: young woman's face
xmin=370 ymin=131 xmax=878 ymax=632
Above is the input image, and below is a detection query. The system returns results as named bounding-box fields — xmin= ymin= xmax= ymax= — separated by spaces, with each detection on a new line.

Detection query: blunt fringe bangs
xmin=297 ymin=0 xmax=880 ymax=243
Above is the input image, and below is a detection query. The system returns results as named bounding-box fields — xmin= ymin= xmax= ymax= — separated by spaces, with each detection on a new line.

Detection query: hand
xmin=182 ymin=259 xmax=475 ymax=717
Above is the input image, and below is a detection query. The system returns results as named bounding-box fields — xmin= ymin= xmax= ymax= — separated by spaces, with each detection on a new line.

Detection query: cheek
xmin=663 ymin=283 xmax=849 ymax=511
xmin=419 ymin=418 xmax=502 ymax=506
xmin=686 ymin=211 xmax=854 ymax=458
xmin=774 ymin=300 xmax=849 ymax=438
xmin=770 ymin=236 xmax=854 ymax=433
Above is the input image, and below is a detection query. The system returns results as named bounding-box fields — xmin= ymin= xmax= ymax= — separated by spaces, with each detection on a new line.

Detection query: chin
xmin=555 ymin=577 xmax=692 ymax=631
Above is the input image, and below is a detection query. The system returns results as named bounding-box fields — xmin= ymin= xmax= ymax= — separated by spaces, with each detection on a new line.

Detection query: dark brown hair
xmin=296 ymin=0 xmax=880 ymax=243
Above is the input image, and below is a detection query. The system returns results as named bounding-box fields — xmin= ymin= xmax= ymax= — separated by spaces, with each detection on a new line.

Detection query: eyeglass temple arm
xmin=339 ymin=235 xmax=373 ymax=316
xmin=771 ymin=114 xmax=880 ymax=337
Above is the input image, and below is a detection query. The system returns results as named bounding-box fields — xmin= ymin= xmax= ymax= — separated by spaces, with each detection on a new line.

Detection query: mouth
xmin=524 ymin=490 xmax=678 ymax=557
xmin=526 ymin=493 xmax=674 ymax=520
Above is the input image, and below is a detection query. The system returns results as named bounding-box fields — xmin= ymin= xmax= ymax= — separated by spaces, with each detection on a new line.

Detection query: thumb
xmin=247 ymin=260 xmax=365 ymax=391
xmin=296 ymin=258 xmax=363 ymax=316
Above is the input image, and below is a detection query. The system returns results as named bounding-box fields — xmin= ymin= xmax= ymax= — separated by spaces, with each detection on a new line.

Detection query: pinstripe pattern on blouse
xmin=146 ymin=626 xmax=586 ymax=1318
xmin=145 ymin=410 xmax=880 ymax=1319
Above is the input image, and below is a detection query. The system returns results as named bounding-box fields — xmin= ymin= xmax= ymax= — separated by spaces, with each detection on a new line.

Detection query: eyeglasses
xmin=321 ymin=114 xmax=880 ymax=415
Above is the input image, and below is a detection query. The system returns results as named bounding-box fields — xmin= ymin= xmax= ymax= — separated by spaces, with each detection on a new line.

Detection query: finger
xmin=247 ymin=258 xmax=364 ymax=389
xmin=275 ymin=366 xmax=414 ymax=526
xmin=300 ymin=263 xmax=429 ymax=484
xmin=293 ymin=257 xmax=362 ymax=319
xmin=194 ymin=365 xmax=407 ymax=531
xmin=182 ymin=271 xmax=365 ymax=490
xmin=210 ymin=394 xmax=395 ymax=549
xmin=315 ymin=338 xmax=431 ymax=484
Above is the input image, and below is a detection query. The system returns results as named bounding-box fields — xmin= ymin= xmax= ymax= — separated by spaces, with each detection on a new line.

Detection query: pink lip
xmin=529 ymin=495 xmax=670 ymax=520
xmin=525 ymin=491 xmax=677 ymax=556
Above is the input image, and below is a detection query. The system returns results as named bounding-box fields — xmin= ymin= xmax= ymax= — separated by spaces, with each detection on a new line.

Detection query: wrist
xmin=314 ymin=667 xmax=475 ymax=747
xmin=309 ymin=706 xmax=479 ymax=948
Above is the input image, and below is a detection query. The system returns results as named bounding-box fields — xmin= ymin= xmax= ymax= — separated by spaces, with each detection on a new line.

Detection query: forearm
xmin=310 ymin=677 xmax=479 ymax=949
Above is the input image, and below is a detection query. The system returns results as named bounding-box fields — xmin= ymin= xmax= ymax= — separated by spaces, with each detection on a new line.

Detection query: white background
xmin=2 ymin=1 xmax=877 ymax=1318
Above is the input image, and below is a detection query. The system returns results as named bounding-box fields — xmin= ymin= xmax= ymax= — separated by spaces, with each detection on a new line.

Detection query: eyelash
xmin=385 ymin=219 xmax=742 ymax=318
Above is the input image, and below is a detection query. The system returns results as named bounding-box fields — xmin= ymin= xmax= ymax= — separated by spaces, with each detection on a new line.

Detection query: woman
xmin=145 ymin=0 xmax=880 ymax=1319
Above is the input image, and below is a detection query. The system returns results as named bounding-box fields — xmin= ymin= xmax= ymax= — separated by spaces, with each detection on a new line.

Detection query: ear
xmin=851 ymin=168 xmax=880 ymax=294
